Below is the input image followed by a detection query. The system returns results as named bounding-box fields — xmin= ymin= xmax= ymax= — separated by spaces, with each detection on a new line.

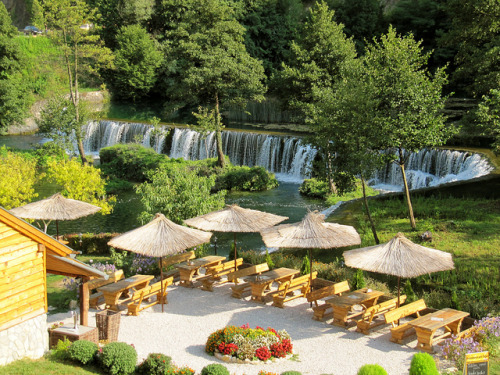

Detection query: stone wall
xmin=0 ymin=313 xmax=49 ymax=366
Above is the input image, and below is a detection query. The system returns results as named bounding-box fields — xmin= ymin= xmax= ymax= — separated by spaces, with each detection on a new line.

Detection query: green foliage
xmin=215 ymin=166 xmax=279 ymax=192
xmin=136 ymin=165 xmax=226 ymax=224
xmin=100 ymin=342 xmax=137 ymax=375
xmin=299 ymin=178 xmax=329 ymax=199
xmin=45 ymin=158 xmax=115 ymax=214
xmin=200 ymin=363 xmax=230 ymax=375
xmin=300 ymin=254 xmax=310 ymax=276
xmin=409 ymin=353 xmax=439 ymax=375
xmin=99 ymin=144 xmax=167 ymax=182
xmin=325 ymin=181 xmax=379 ymax=206
xmin=68 ymin=340 xmax=98 ymax=365
xmin=352 ymin=269 xmax=366 ymax=289
xmin=476 ymin=88 xmax=500 ymax=153
xmin=228 ymin=242 xmax=240 ymax=262
xmin=66 ymin=233 xmax=118 ymax=255
xmin=0 ymin=146 xmax=39 ymax=209
xmin=265 ymin=249 xmax=275 ymax=270
xmin=110 ymin=24 xmax=162 ymax=101
xmin=281 ymin=372 xmax=302 ymax=375
xmin=356 ymin=364 xmax=388 ymax=375
xmin=136 ymin=353 xmax=172 ymax=375
xmin=403 ymin=280 xmax=417 ymax=303
xmin=49 ymin=337 xmax=72 ymax=361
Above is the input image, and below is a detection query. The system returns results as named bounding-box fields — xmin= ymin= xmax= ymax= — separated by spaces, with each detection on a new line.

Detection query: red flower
xmin=281 ymin=339 xmax=293 ymax=354
xmin=240 ymin=323 xmax=249 ymax=329
xmin=256 ymin=325 xmax=264 ymax=331
xmin=255 ymin=346 xmax=271 ymax=361
xmin=270 ymin=342 xmax=286 ymax=358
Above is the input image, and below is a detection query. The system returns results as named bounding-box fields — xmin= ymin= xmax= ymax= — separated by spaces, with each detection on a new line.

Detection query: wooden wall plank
xmin=0 ymin=233 xmax=31 ymax=248
xmin=0 ymin=302 xmax=45 ymax=327
xmin=0 ymin=307 xmax=45 ymax=332
xmin=0 ymin=245 xmax=38 ymax=264
xmin=0 ymin=271 xmax=44 ymax=296
xmin=0 ymin=264 xmax=44 ymax=288
xmin=0 ymin=251 xmax=41 ymax=271
xmin=0 ymin=284 xmax=45 ymax=310
xmin=0 ymin=258 xmax=39 ymax=277
xmin=0 ymin=240 xmax=37 ymax=256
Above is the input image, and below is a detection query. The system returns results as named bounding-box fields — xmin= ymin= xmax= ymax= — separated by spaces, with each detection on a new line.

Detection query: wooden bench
xmin=159 ymin=251 xmax=196 ymax=282
xmin=89 ymin=270 xmax=124 ymax=309
xmin=272 ymin=272 xmax=318 ymax=308
xmin=127 ymin=277 xmax=173 ymax=316
xmin=383 ymin=299 xmax=428 ymax=344
xmin=229 ymin=263 xmax=270 ymax=298
xmin=356 ymin=295 xmax=407 ymax=335
xmin=306 ymin=280 xmax=350 ymax=321
xmin=199 ymin=258 xmax=244 ymax=292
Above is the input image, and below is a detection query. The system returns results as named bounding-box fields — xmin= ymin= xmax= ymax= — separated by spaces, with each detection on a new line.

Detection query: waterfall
xmin=369 ymin=149 xmax=494 ymax=192
xmin=83 ymin=120 xmax=493 ymax=186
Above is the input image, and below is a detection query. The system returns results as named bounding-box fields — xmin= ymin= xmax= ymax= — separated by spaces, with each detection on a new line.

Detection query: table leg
xmin=447 ymin=318 xmax=464 ymax=334
xmin=331 ymin=306 xmax=350 ymax=327
xmin=250 ymin=282 xmax=271 ymax=303
xmin=179 ymin=269 xmax=197 ymax=288
xmin=414 ymin=327 xmax=435 ymax=352
xmin=103 ymin=292 xmax=122 ymax=311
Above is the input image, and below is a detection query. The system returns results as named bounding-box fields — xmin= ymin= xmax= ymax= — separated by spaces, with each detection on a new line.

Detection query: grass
xmin=46 ymin=275 xmax=76 ymax=314
xmin=0 ymin=358 xmax=103 ymax=375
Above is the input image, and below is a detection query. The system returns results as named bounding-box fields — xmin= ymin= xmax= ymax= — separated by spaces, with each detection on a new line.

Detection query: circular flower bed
xmin=205 ymin=324 xmax=293 ymax=363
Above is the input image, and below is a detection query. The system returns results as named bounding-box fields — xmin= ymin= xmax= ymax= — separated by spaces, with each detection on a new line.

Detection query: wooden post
xmin=80 ymin=276 xmax=90 ymax=326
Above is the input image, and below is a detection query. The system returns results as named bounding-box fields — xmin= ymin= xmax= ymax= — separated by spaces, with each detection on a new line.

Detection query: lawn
xmin=0 ymin=358 xmax=102 ymax=375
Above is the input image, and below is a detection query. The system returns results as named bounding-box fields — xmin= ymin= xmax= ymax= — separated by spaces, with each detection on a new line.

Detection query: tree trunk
xmin=326 ymin=148 xmax=338 ymax=195
xmin=399 ymin=148 xmax=416 ymax=230
xmin=214 ymin=93 xmax=225 ymax=168
xmin=361 ymin=175 xmax=379 ymax=244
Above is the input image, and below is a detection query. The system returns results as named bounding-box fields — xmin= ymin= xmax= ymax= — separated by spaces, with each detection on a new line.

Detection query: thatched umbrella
xmin=108 ymin=213 xmax=212 ymax=312
xmin=343 ymin=232 xmax=455 ymax=307
xmin=184 ymin=204 xmax=288 ymax=271
xmin=260 ymin=210 xmax=361 ymax=284
xmin=10 ymin=193 xmax=101 ymax=239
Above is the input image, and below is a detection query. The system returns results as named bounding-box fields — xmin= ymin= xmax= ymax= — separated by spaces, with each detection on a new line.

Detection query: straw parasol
xmin=343 ymin=232 xmax=455 ymax=307
xmin=9 ymin=193 xmax=101 ymax=238
xmin=260 ymin=210 xmax=361 ymax=284
xmin=108 ymin=213 xmax=212 ymax=312
xmin=184 ymin=204 xmax=288 ymax=271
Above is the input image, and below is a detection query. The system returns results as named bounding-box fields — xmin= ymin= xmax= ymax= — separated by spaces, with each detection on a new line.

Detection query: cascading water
xmin=370 ymin=149 xmax=494 ymax=191
xmin=82 ymin=120 xmax=493 ymax=187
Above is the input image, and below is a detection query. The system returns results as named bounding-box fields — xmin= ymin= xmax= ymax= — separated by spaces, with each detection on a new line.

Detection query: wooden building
xmin=0 ymin=207 xmax=105 ymax=366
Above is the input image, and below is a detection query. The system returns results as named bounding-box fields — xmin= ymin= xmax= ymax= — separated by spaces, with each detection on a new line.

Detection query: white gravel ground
xmin=48 ymin=283 xmax=422 ymax=375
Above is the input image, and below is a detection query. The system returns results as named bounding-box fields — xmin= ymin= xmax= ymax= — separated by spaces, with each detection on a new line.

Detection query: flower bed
xmin=206 ymin=324 xmax=293 ymax=363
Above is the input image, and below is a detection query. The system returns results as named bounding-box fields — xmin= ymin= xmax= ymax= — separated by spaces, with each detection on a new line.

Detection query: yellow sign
xmin=464 ymin=351 xmax=489 ymax=375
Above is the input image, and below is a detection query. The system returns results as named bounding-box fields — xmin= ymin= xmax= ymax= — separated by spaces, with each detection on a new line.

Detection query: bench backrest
xmin=361 ymin=295 xmax=407 ymax=319
xmin=87 ymin=270 xmax=124 ymax=290
xmin=227 ymin=263 xmax=269 ymax=282
xmin=384 ymin=299 xmax=427 ymax=324
xmin=306 ymin=280 xmax=350 ymax=302
xmin=161 ymin=251 xmax=196 ymax=269
xmin=132 ymin=277 xmax=174 ymax=301
xmin=278 ymin=272 xmax=317 ymax=292
xmin=208 ymin=258 xmax=243 ymax=273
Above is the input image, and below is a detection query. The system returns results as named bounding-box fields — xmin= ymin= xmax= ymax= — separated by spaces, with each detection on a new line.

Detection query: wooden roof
xmin=0 ymin=207 xmax=105 ymax=279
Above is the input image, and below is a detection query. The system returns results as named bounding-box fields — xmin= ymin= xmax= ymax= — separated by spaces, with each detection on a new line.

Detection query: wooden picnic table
xmin=175 ymin=255 xmax=226 ymax=287
xmin=97 ymin=274 xmax=154 ymax=311
xmin=246 ymin=267 xmax=300 ymax=303
xmin=325 ymin=288 xmax=384 ymax=327
xmin=408 ymin=308 xmax=470 ymax=352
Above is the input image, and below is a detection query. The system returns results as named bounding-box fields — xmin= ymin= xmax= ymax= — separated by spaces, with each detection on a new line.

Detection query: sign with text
xmin=464 ymin=351 xmax=489 ymax=375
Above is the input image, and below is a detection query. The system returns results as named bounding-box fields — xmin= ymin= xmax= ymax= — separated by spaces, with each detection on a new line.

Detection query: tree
xmin=476 ymin=89 xmax=500 ymax=153
xmin=162 ymin=0 xmax=266 ymax=168
xmin=0 ymin=2 xmax=31 ymax=134
xmin=109 ymin=24 xmax=162 ymax=100
xmin=43 ymin=0 xmax=113 ymax=164
xmin=29 ymin=0 xmax=46 ymax=30
xmin=45 ymin=158 xmax=115 ymax=214
xmin=0 ymin=147 xmax=39 ymax=209
xmin=362 ymin=26 xmax=452 ymax=229
xmin=136 ymin=166 xmax=226 ymax=224
xmin=441 ymin=0 xmax=500 ymax=97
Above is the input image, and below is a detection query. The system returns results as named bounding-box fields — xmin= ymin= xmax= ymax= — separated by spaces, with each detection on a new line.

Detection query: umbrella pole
xmin=397 ymin=276 xmax=401 ymax=326
xmin=309 ymin=249 xmax=313 ymax=307
xmin=56 ymin=220 xmax=59 ymax=240
xmin=233 ymin=233 xmax=237 ymax=272
xmin=160 ymin=257 xmax=164 ymax=313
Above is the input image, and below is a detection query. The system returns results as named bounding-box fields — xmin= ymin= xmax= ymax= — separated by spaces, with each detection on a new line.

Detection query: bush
xmin=65 ymin=232 xmax=119 ymax=255
xmin=68 ymin=340 xmax=98 ymax=365
xmin=409 ymin=353 xmax=439 ymax=375
xmin=357 ymin=364 xmax=388 ymax=375
xmin=352 ymin=269 xmax=366 ymax=289
xmin=100 ymin=342 xmax=137 ymax=375
xmin=215 ymin=165 xmax=279 ymax=192
xmin=136 ymin=353 xmax=172 ymax=375
xmin=281 ymin=372 xmax=302 ymax=375
xmin=299 ymin=178 xmax=329 ymax=199
xmin=200 ymin=363 xmax=230 ymax=375
xmin=50 ymin=337 xmax=72 ymax=361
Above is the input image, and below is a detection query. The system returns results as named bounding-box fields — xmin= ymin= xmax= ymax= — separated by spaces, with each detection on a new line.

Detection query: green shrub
xmin=281 ymin=371 xmax=302 ymax=375
xmin=300 ymin=255 xmax=310 ymax=276
xmin=215 ymin=165 xmax=278 ymax=191
xmin=66 ymin=233 xmax=119 ymax=255
xmin=299 ymin=178 xmax=329 ymax=199
xmin=265 ymin=250 xmax=275 ymax=269
xmin=352 ymin=269 xmax=366 ymax=289
xmin=68 ymin=340 xmax=98 ymax=365
xmin=409 ymin=353 xmax=439 ymax=375
xmin=101 ymin=342 xmax=137 ymax=375
xmin=403 ymin=280 xmax=417 ymax=303
xmin=50 ymin=337 xmax=72 ymax=361
xmin=201 ymin=363 xmax=230 ymax=375
xmin=357 ymin=364 xmax=388 ymax=375
xmin=136 ymin=353 xmax=172 ymax=375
